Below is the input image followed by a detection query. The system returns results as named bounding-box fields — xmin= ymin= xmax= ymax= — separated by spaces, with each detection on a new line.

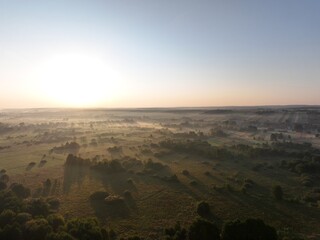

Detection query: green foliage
xmin=24 ymin=218 xmax=53 ymax=240
xmin=221 ymin=218 xmax=277 ymax=240
xmin=160 ymin=139 xmax=234 ymax=160
xmin=47 ymin=198 xmax=61 ymax=210
xmin=144 ymin=159 xmax=166 ymax=171
xmin=91 ymin=160 xmax=125 ymax=173
xmin=26 ymin=198 xmax=51 ymax=217
xmin=47 ymin=214 xmax=65 ymax=230
xmin=0 ymin=223 xmax=22 ymax=240
xmin=16 ymin=212 xmax=32 ymax=224
xmin=0 ymin=209 xmax=16 ymax=227
xmin=188 ymin=218 xmax=220 ymax=240
xmin=0 ymin=190 xmax=24 ymax=212
xmin=45 ymin=231 xmax=75 ymax=240
xmin=66 ymin=218 xmax=104 ymax=240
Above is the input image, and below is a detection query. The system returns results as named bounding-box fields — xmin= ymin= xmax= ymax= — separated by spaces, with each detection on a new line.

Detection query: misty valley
xmin=0 ymin=107 xmax=320 ymax=239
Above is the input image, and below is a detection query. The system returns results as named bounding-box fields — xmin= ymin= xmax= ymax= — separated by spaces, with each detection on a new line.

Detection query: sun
xmin=36 ymin=52 xmax=121 ymax=107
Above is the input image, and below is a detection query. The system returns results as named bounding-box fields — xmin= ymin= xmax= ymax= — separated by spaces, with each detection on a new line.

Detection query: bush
xmin=0 ymin=223 xmax=22 ymax=240
xmin=16 ymin=212 xmax=32 ymax=224
xmin=197 ymin=201 xmax=211 ymax=217
xmin=10 ymin=183 xmax=31 ymax=199
xmin=221 ymin=218 xmax=277 ymax=240
xmin=66 ymin=218 xmax=104 ymax=240
xmin=89 ymin=191 xmax=109 ymax=202
xmin=26 ymin=198 xmax=51 ymax=217
xmin=188 ymin=218 xmax=220 ymax=240
xmin=0 ymin=190 xmax=24 ymax=212
xmin=0 ymin=209 xmax=16 ymax=227
xmin=24 ymin=218 xmax=53 ymax=240
xmin=164 ymin=221 xmax=187 ymax=240
xmin=45 ymin=231 xmax=75 ymax=240
xmin=47 ymin=214 xmax=65 ymax=230
xmin=47 ymin=198 xmax=60 ymax=210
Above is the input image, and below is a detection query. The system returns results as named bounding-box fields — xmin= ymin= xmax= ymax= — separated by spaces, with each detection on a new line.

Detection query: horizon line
xmin=1 ymin=104 xmax=320 ymax=111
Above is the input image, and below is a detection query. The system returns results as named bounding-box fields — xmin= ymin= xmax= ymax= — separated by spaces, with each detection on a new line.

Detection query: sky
xmin=0 ymin=0 xmax=320 ymax=108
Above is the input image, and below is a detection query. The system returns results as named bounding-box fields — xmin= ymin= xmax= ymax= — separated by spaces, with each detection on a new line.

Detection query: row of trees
xmin=163 ymin=218 xmax=277 ymax=240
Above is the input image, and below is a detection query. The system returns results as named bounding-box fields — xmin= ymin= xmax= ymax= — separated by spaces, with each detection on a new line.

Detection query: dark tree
xmin=47 ymin=214 xmax=65 ymax=231
xmin=196 ymin=201 xmax=211 ymax=217
xmin=221 ymin=218 xmax=277 ymax=240
xmin=188 ymin=218 xmax=220 ymax=240
xmin=10 ymin=183 xmax=31 ymax=199
xmin=26 ymin=198 xmax=50 ymax=217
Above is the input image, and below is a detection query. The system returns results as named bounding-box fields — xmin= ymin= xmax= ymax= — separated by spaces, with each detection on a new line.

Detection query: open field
xmin=1 ymin=107 xmax=320 ymax=239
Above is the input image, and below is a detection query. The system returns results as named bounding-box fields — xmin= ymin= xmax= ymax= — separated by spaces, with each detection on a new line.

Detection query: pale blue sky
xmin=0 ymin=0 xmax=319 ymax=107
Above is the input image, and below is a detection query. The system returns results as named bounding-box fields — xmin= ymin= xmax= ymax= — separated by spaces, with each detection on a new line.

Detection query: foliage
xmin=196 ymin=201 xmax=211 ymax=217
xmin=221 ymin=218 xmax=277 ymax=240
xmin=10 ymin=183 xmax=31 ymax=199
xmin=188 ymin=218 xmax=220 ymax=240
xmin=89 ymin=191 xmax=109 ymax=202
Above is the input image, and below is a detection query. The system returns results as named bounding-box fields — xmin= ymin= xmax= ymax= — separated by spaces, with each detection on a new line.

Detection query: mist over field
xmin=1 ymin=1 xmax=320 ymax=240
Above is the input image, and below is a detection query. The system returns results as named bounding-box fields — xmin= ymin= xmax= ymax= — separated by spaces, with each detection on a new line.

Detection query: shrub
xmin=45 ymin=231 xmax=75 ymax=240
xmin=0 ymin=209 xmax=16 ymax=227
xmin=47 ymin=198 xmax=60 ymax=210
xmin=16 ymin=212 xmax=32 ymax=224
xmin=188 ymin=218 xmax=220 ymax=240
xmin=196 ymin=201 xmax=211 ymax=217
xmin=47 ymin=214 xmax=65 ymax=230
xmin=66 ymin=218 xmax=104 ymax=240
xmin=10 ymin=183 xmax=31 ymax=199
xmin=24 ymin=218 xmax=53 ymax=240
xmin=164 ymin=221 xmax=187 ymax=240
xmin=221 ymin=218 xmax=277 ymax=240
xmin=89 ymin=191 xmax=109 ymax=202
xmin=26 ymin=198 xmax=51 ymax=217
xmin=0 ymin=223 xmax=22 ymax=240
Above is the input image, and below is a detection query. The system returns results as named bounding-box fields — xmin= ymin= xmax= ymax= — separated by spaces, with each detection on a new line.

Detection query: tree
xmin=0 ymin=209 xmax=16 ymax=227
xmin=26 ymin=198 xmax=51 ymax=217
xmin=24 ymin=218 xmax=53 ymax=240
xmin=66 ymin=218 xmax=104 ymax=240
xmin=0 ymin=223 xmax=22 ymax=240
xmin=45 ymin=232 xmax=75 ymax=240
xmin=221 ymin=218 xmax=277 ymax=240
xmin=10 ymin=183 xmax=31 ymax=199
xmin=188 ymin=218 xmax=220 ymax=240
xmin=164 ymin=222 xmax=187 ymax=240
xmin=196 ymin=201 xmax=211 ymax=217
xmin=47 ymin=214 xmax=65 ymax=231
